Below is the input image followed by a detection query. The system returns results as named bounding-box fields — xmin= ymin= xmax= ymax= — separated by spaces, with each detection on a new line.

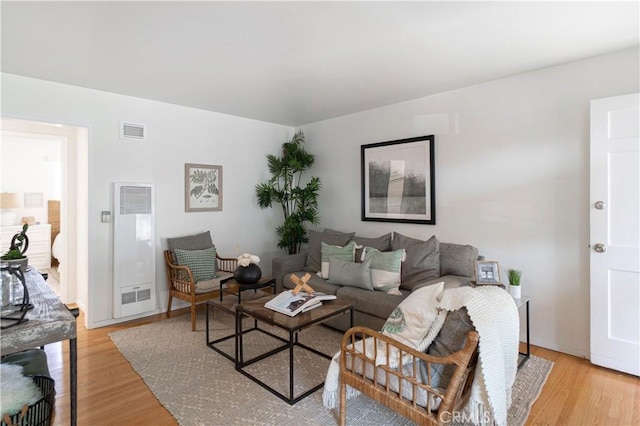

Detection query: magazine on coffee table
xmin=265 ymin=290 xmax=336 ymax=317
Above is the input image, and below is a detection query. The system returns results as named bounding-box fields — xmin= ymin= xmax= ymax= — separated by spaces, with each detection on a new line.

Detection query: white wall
xmin=300 ymin=48 xmax=640 ymax=357
xmin=1 ymin=73 xmax=293 ymax=328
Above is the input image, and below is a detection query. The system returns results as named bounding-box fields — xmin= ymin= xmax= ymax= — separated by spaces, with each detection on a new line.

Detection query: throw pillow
xmin=363 ymin=247 xmax=405 ymax=295
xmin=439 ymin=242 xmax=478 ymax=277
xmin=320 ymin=241 xmax=357 ymax=278
xmin=352 ymin=233 xmax=393 ymax=262
xmin=422 ymin=307 xmax=475 ymax=389
xmin=328 ymin=257 xmax=374 ymax=290
xmin=174 ymin=247 xmax=217 ymax=282
xmin=380 ymin=281 xmax=444 ymax=350
xmin=392 ymin=233 xmax=440 ymax=291
xmin=304 ymin=229 xmax=355 ymax=273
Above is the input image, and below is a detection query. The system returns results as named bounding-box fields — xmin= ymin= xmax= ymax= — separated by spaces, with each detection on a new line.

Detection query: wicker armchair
xmin=164 ymin=250 xmax=237 ymax=331
xmin=339 ymin=327 xmax=479 ymax=426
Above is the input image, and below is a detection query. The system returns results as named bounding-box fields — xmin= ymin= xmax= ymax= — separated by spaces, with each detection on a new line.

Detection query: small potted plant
xmin=1 ymin=224 xmax=30 ymax=272
xmin=508 ymin=268 xmax=522 ymax=299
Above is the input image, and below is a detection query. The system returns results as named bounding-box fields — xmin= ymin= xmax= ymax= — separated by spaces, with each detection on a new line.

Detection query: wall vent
xmin=120 ymin=122 xmax=145 ymax=140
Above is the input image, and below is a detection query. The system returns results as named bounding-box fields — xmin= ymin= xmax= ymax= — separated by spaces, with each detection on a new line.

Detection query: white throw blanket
xmin=323 ymin=286 xmax=519 ymax=426
xmin=437 ymin=286 xmax=519 ymax=426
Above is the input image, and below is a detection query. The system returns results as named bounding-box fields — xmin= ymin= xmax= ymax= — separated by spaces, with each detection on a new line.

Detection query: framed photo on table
xmin=185 ymin=163 xmax=223 ymax=212
xmin=474 ymin=261 xmax=501 ymax=285
xmin=361 ymin=135 xmax=435 ymax=224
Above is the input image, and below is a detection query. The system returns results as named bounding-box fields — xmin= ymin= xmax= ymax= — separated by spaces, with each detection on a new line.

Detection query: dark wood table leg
xmin=70 ymin=337 xmax=77 ymax=426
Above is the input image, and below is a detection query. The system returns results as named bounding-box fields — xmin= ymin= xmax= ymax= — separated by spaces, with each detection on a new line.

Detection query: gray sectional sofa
xmin=272 ymin=229 xmax=480 ymax=332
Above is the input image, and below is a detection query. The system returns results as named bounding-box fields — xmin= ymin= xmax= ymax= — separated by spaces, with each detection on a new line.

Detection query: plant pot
xmin=2 ymin=257 xmax=28 ymax=273
xmin=510 ymin=284 xmax=521 ymax=299
xmin=234 ymin=264 xmax=262 ymax=284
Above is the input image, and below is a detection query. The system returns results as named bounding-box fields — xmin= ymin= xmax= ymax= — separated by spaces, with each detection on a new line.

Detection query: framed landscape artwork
xmin=361 ymin=135 xmax=435 ymax=224
xmin=185 ymin=163 xmax=222 ymax=212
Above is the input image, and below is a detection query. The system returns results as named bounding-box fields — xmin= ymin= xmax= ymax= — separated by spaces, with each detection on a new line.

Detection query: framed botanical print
xmin=185 ymin=163 xmax=222 ymax=212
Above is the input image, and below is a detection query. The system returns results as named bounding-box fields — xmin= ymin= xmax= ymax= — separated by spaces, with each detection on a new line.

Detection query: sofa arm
xmin=272 ymin=251 xmax=308 ymax=292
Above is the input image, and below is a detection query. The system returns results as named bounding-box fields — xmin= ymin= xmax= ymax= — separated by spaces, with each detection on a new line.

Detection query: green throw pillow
xmin=174 ymin=247 xmax=217 ymax=282
xmin=328 ymin=257 xmax=374 ymax=290
xmin=363 ymin=247 xmax=405 ymax=295
xmin=320 ymin=241 xmax=357 ymax=278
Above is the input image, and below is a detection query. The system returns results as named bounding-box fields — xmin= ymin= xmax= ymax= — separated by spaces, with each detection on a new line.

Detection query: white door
xmin=590 ymin=93 xmax=640 ymax=376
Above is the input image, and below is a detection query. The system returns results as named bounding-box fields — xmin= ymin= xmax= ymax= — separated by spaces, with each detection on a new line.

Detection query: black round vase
xmin=234 ymin=264 xmax=262 ymax=284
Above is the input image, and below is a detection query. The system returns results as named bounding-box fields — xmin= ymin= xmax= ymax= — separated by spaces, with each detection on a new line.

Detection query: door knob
xmin=594 ymin=243 xmax=607 ymax=253
xmin=595 ymin=201 xmax=606 ymax=210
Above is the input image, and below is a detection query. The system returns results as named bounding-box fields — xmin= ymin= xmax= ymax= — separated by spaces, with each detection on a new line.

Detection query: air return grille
xmin=119 ymin=186 xmax=152 ymax=215
xmin=120 ymin=122 xmax=145 ymax=139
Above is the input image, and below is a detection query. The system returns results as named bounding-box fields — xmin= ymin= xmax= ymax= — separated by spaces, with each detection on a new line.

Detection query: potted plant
xmin=1 ymin=224 xmax=30 ymax=272
xmin=508 ymin=268 xmax=522 ymax=299
xmin=256 ymin=131 xmax=321 ymax=254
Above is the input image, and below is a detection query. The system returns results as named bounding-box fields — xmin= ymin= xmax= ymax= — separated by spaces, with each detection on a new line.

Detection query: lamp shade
xmin=0 ymin=193 xmax=21 ymax=209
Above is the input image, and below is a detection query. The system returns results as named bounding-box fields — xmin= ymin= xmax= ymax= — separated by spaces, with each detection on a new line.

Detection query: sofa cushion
xmin=193 ymin=272 xmax=233 ymax=294
xmin=336 ymin=285 xmax=409 ymax=321
xmin=380 ymin=282 xmax=445 ymax=353
xmin=328 ymin=257 xmax=374 ymax=290
xmin=352 ymin=233 xmax=393 ymax=262
xmin=423 ymin=307 xmax=475 ymax=388
xmin=283 ymin=272 xmax=342 ymax=295
xmin=439 ymin=242 xmax=478 ymax=277
xmin=174 ymin=247 xmax=217 ymax=282
xmin=320 ymin=241 xmax=357 ymax=278
xmin=304 ymin=229 xmax=355 ymax=273
xmin=392 ymin=233 xmax=440 ymax=291
xmin=363 ymin=247 xmax=405 ymax=295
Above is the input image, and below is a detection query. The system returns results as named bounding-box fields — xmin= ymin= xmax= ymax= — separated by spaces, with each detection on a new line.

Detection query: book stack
xmin=264 ymin=290 xmax=336 ymax=317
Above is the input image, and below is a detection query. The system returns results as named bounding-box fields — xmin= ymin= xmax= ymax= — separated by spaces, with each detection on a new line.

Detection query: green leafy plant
xmin=508 ymin=269 xmax=522 ymax=286
xmin=256 ymin=131 xmax=321 ymax=254
xmin=1 ymin=224 xmax=29 ymax=260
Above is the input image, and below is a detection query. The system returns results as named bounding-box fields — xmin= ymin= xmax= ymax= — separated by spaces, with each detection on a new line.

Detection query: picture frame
xmin=185 ymin=163 xmax=222 ymax=212
xmin=475 ymin=260 xmax=501 ymax=285
xmin=361 ymin=135 xmax=435 ymax=224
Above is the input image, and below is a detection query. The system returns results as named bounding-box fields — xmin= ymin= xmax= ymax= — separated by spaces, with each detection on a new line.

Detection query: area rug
xmin=109 ymin=310 xmax=553 ymax=426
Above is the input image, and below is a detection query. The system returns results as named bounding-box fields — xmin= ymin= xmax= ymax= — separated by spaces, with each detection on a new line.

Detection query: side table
xmin=514 ymin=296 xmax=530 ymax=368
xmin=219 ymin=277 xmax=276 ymax=303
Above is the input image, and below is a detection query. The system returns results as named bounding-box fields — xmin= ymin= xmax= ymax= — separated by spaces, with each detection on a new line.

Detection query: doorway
xmin=0 ymin=117 xmax=89 ymax=313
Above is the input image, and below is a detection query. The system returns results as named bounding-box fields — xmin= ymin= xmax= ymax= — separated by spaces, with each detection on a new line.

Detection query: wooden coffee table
xmin=236 ymin=295 xmax=353 ymax=405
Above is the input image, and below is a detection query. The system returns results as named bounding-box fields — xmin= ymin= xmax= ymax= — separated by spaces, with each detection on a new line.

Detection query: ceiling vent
xmin=120 ymin=122 xmax=145 ymax=140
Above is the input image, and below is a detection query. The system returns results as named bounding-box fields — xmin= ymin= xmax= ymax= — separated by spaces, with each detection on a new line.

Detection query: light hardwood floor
xmin=43 ymin=306 xmax=639 ymax=425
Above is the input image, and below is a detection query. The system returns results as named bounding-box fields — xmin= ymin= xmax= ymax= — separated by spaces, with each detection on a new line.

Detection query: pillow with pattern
xmin=377 ymin=281 xmax=445 ymax=365
xmin=174 ymin=247 xmax=217 ymax=282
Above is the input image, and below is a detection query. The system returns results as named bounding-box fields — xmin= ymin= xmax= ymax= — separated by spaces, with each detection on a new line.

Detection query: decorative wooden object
xmin=290 ymin=273 xmax=314 ymax=295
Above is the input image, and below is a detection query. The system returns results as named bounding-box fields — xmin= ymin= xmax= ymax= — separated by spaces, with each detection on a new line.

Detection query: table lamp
xmin=1 ymin=193 xmax=21 ymax=226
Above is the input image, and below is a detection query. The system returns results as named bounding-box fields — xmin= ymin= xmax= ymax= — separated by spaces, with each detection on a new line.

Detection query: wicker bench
xmin=339 ymin=327 xmax=479 ymax=426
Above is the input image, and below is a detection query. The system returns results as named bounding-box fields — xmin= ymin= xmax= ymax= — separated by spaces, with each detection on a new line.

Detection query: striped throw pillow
xmin=363 ymin=247 xmax=406 ymax=295
xmin=174 ymin=247 xmax=217 ymax=282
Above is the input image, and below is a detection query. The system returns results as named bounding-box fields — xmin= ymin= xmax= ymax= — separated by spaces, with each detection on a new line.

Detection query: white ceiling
xmin=2 ymin=1 xmax=638 ymax=126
